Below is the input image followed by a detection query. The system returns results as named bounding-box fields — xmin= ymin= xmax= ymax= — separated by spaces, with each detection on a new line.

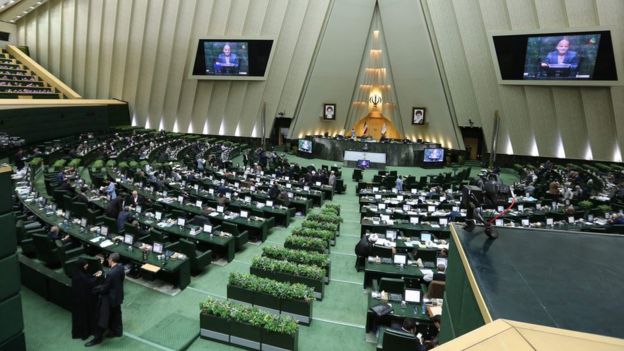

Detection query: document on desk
xmin=420 ymin=269 xmax=434 ymax=276
xmin=100 ymin=239 xmax=114 ymax=248
xmin=141 ymin=263 xmax=161 ymax=273
xmin=427 ymin=305 xmax=442 ymax=317
xmin=90 ymin=236 xmax=103 ymax=243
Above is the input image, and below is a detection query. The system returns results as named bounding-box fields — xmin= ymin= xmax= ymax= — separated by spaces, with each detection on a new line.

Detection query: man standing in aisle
xmin=86 ymin=253 xmax=125 ymax=347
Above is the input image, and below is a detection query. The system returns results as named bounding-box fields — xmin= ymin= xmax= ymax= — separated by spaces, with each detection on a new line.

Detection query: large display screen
xmin=423 ymin=148 xmax=444 ymax=163
xmin=298 ymin=139 xmax=312 ymax=154
xmin=191 ymin=39 xmax=274 ymax=79
xmin=492 ymin=30 xmax=618 ymax=82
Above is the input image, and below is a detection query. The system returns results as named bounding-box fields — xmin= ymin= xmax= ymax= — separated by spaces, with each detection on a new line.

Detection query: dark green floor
xmin=21 ymin=157 xmax=516 ymax=350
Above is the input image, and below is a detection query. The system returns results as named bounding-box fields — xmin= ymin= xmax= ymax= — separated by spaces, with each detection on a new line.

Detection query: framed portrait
xmin=323 ymin=103 xmax=336 ymax=120
xmin=412 ymin=107 xmax=425 ymax=125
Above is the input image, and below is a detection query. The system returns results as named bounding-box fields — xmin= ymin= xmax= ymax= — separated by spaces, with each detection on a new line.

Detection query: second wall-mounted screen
xmin=191 ymin=39 xmax=274 ymax=80
xmin=492 ymin=30 xmax=618 ymax=83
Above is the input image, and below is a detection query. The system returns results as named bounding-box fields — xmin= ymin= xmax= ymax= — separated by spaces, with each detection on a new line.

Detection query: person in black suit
xmin=105 ymin=197 xmax=124 ymax=219
xmin=71 ymin=258 xmax=100 ymax=340
xmin=391 ymin=318 xmax=426 ymax=351
xmin=86 ymin=253 xmax=125 ymax=347
xmin=354 ymin=233 xmax=378 ymax=271
xmin=126 ymin=190 xmax=144 ymax=208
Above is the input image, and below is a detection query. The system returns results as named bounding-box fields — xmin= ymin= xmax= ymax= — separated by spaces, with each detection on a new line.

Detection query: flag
xmin=363 ymin=122 xmax=368 ymax=135
xmin=381 ymin=122 xmax=387 ymax=135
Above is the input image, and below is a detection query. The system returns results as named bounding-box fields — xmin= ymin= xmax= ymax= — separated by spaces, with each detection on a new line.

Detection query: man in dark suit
xmin=126 ymin=190 xmax=144 ymax=208
xmin=86 ymin=253 xmax=125 ymax=347
xmin=541 ymin=39 xmax=579 ymax=76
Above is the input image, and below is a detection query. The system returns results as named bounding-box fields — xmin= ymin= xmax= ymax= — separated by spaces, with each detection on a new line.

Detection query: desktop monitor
xmin=420 ymin=233 xmax=432 ymax=242
xmin=436 ymin=258 xmax=448 ymax=268
xmin=378 ymin=203 xmax=386 ymax=210
xmin=393 ymin=254 xmax=407 ymax=265
xmin=124 ymin=234 xmax=134 ymax=245
xmin=240 ymin=210 xmax=249 ymax=218
xmin=386 ymin=230 xmax=397 ymax=241
xmin=403 ymin=204 xmax=411 ymax=212
xmin=404 ymin=289 xmax=421 ymax=303
xmin=153 ymin=242 xmax=164 ymax=254
xmin=203 ymin=224 xmax=212 ymax=233
xmin=298 ymin=139 xmax=313 ymax=153
xmin=80 ymin=218 xmax=87 ymax=228
xmin=371 ymin=244 xmax=394 ymax=259
xmin=423 ymin=148 xmax=445 ymax=163
xmin=155 ymin=211 xmax=162 ymax=221
xmin=100 ymin=226 xmax=108 ymax=237
xmin=217 ymin=205 xmax=224 ymax=213
xmin=177 ymin=218 xmax=186 ymax=226
xmin=357 ymin=159 xmax=371 ymax=169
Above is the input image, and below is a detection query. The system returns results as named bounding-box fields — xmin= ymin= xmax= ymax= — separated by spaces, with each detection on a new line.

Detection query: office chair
xmin=426 ymin=280 xmax=445 ymax=299
xmin=378 ymin=327 xmax=419 ymax=351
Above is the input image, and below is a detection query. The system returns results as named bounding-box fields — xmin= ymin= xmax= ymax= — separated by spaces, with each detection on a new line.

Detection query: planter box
xmin=230 ymin=320 xmax=262 ymax=350
xmin=255 ymin=292 xmax=280 ymax=314
xmin=199 ymin=313 xmax=230 ymax=343
xmin=251 ymin=267 xmax=324 ymax=300
xmin=227 ymin=284 xmax=253 ymax=306
xmin=262 ymin=329 xmax=298 ymax=351
xmin=281 ymin=299 xmax=312 ymax=326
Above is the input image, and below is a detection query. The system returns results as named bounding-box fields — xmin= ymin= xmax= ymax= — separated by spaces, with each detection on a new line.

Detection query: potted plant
xmin=250 ymin=257 xmax=325 ymax=299
xmin=261 ymin=313 xmax=299 ymax=350
xmin=229 ymin=305 xmax=263 ymax=348
xmin=293 ymin=226 xmax=335 ymax=246
xmin=199 ymin=298 xmax=231 ymax=342
xmin=284 ymin=236 xmax=328 ymax=254
xmin=227 ymin=272 xmax=255 ymax=305
xmin=261 ymin=246 xmax=331 ymax=283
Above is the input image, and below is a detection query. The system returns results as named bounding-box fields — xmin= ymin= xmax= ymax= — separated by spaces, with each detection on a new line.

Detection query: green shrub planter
xmin=262 ymin=329 xmax=298 ymax=351
xmin=199 ymin=313 xmax=230 ymax=343
xmin=255 ymin=292 xmax=281 ymax=314
xmin=227 ymin=284 xmax=254 ymax=306
xmin=284 ymin=236 xmax=330 ymax=254
xmin=250 ymin=267 xmax=324 ymax=300
xmin=200 ymin=298 xmax=299 ymax=350
xmin=280 ymin=299 xmax=312 ymax=325
xmin=230 ymin=320 xmax=262 ymax=350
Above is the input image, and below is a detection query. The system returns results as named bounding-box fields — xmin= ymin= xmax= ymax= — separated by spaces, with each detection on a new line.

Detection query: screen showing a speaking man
xmin=204 ymin=41 xmax=249 ymax=76
xmin=523 ymin=34 xmax=601 ymax=80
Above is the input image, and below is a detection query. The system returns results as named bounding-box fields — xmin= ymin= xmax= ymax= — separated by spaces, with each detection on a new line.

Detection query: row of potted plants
xmin=200 ymin=297 xmax=299 ymax=350
xmin=284 ymin=235 xmax=329 ymax=254
xmin=292 ymin=226 xmax=336 ymax=246
xmin=250 ymin=257 xmax=325 ymax=299
xmin=300 ymin=220 xmax=338 ymax=235
xmin=227 ymin=272 xmax=315 ymax=325
xmin=262 ymin=246 xmax=331 ymax=283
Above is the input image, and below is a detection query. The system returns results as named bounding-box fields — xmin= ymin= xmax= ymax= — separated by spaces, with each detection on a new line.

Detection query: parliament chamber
xmin=1 ymin=1 xmax=624 ymax=351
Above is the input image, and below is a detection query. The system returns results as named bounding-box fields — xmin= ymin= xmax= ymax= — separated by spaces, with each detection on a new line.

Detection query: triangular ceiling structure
xmin=344 ymin=1 xmax=404 ymax=139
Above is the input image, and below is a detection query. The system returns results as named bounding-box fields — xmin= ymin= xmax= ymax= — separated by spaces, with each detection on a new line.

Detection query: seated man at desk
xmin=48 ymin=225 xmax=72 ymax=244
xmin=423 ymin=263 xmax=446 ymax=284
xmin=389 ymin=318 xmax=426 ymax=351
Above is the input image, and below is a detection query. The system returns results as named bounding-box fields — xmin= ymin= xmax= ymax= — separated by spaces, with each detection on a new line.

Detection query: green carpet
xmin=21 ymin=155 xmax=517 ymax=350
